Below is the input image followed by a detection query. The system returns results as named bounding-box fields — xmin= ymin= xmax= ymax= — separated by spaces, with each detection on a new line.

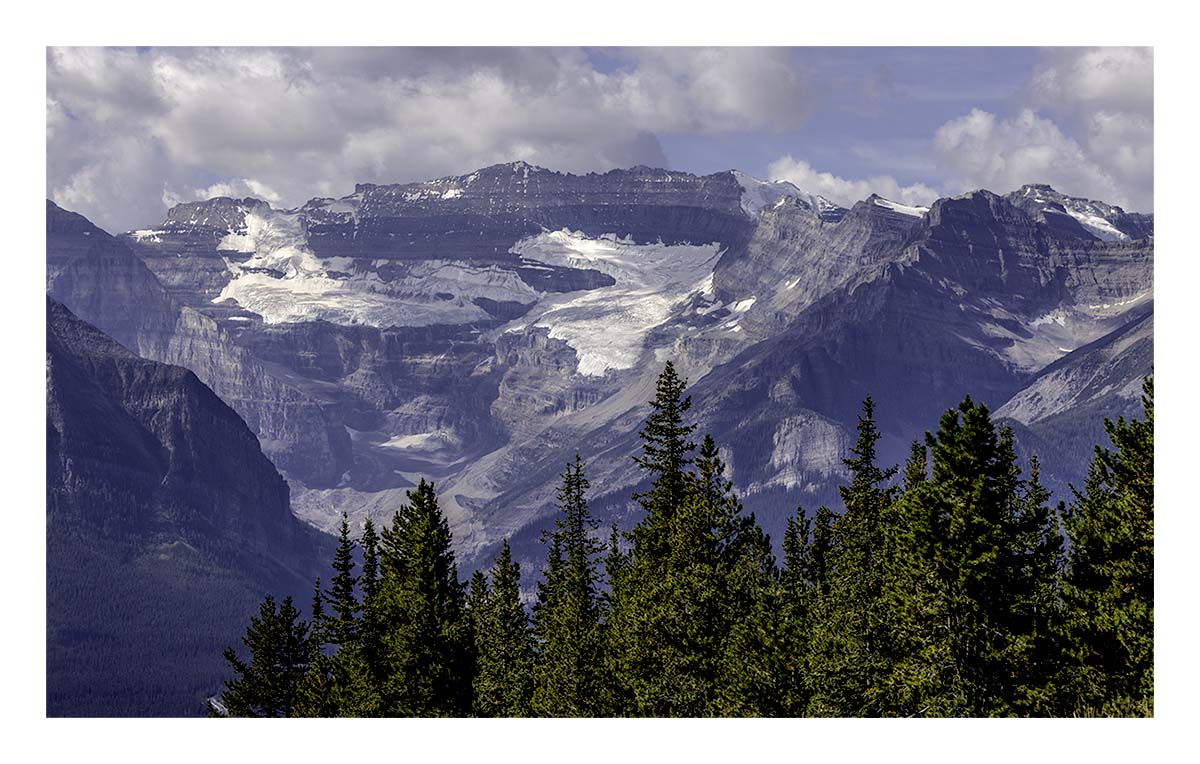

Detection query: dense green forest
xmin=214 ymin=364 xmax=1154 ymax=718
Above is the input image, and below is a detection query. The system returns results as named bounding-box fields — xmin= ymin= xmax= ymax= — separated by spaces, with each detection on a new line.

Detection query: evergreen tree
xmin=1059 ymin=375 xmax=1153 ymax=715
xmin=360 ymin=517 xmax=380 ymax=606
xmin=466 ymin=569 xmax=489 ymax=640
xmin=610 ymin=422 xmax=774 ymax=716
xmin=308 ymin=576 xmax=325 ymax=648
xmin=1008 ymin=455 xmax=1065 ymax=715
xmin=373 ymin=479 xmax=472 ymax=716
xmin=718 ymin=504 xmax=829 ymax=716
xmin=354 ymin=516 xmax=384 ymax=695
xmin=630 ymin=361 xmax=697 ymax=561
xmin=217 ymin=595 xmax=310 ymax=717
xmin=807 ymin=397 xmax=901 ymax=716
xmin=883 ymin=397 xmax=1062 ymax=716
xmin=904 ymin=439 xmax=928 ymax=491
xmin=472 ymin=540 xmax=535 ymax=716
xmin=532 ymin=455 xmax=607 ymax=716
xmin=602 ymin=523 xmax=626 ymax=613
xmin=323 ymin=513 xmax=359 ymax=647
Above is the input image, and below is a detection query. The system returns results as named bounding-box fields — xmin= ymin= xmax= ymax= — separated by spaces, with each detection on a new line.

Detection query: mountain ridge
xmin=46 ymin=160 xmax=1153 ymax=573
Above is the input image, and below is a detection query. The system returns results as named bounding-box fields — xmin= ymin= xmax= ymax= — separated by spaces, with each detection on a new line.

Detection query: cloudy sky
xmin=46 ymin=46 xmax=1153 ymax=233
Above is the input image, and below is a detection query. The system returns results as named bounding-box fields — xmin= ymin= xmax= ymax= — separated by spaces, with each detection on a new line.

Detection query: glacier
xmin=506 ymin=230 xmax=724 ymax=377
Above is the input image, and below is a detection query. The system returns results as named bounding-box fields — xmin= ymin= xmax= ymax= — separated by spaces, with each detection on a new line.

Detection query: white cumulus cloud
xmin=932 ymin=108 xmax=1128 ymax=206
xmin=766 ymin=155 xmax=941 ymax=208
xmin=931 ymin=47 xmax=1153 ymax=211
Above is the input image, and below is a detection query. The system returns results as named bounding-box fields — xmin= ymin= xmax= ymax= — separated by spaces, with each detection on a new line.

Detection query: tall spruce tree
xmin=323 ymin=513 xmax=360 ymax=647
xmin=354 ymin=516 xmax=383 ymax=691
xmin=291 ymin=577 xmax=344 ymax=718
xmin=472 ymin=540 xmax=535 ymax=716
xmin=373 ymin=479 xmax=472 ymax=716
xmin=1005 ymin=456 xmax=1065 ymax=715
xmin=1059 ymin=375 xmax=1153 ymax=716
xmin=609 ymin=384 xmax=774 ymax=717
xmin=360 ymin=517 xmax=380 ymax=606
xmin=216 ymin=595 xmax=310 ymax=717
xmin=532 ymin=455 xmax=607 ymax=716
xmin=630 ymin=361 xmax=697 ymax=561
xmin=807 ymin=397 xmax=901 ymax=716
xmin=604 ymin=364 xmax=699 ymax=715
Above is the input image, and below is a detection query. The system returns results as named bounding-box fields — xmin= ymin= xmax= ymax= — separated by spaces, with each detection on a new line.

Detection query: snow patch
xmin=732 ymin=171 xmax=803 ymax=216
xmin=508 ymin=230 xmax=723 ymax=376
xmin=1031 ymin=309 xmax=1069 ymax=328
xmin=381 ymin=430 xmax=462 ymax=453
xmin=730 ymin=296 xmax=757 ymax=313
xmin=873 ymin=197 xmax=928 ymax=217
xmin=214 ymin=209 xmax=538 ymax=327
xmin=1063 ymin=207 xmax=1129 ymax=241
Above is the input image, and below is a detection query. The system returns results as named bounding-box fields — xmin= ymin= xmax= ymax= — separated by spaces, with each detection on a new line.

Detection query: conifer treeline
xmin=214 ymin=364 xmax=1153 ymax=718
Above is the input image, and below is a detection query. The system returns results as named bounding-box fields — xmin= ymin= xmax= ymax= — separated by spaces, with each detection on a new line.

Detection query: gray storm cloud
xmin=47 ymin=46 xmax=1153 ymax=234
xmin=47 ymin=46 xmax=818 ymax=233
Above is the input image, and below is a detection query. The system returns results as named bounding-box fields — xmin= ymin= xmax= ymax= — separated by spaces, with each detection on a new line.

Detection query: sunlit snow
xmin=730 ymin=296 xmax=757 ymax=313
xmin=1063 ymin=208 xmax=1129 ymax=242
xmin=213 ymin=210 xmax=538 ymax=327
xmin=732 ymin=171 xmax=803 ymax=216
xmin=381 ymin=430 xmax=462 ymax=453
xmin=508 ymin=230 xmax=723 ymax=377
xmin=872 ymin=197 xmax=929 ymax=217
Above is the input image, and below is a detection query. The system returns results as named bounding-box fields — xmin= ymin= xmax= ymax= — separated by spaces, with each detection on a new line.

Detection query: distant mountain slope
xmin=996 ymin=307 xmax=1153 ymax=490
xmin=49 ymin=164 xmax=1152 ymax=576
xmin=46 ymin=298 xmax=326 ymax=716
xmin=47 ymin=200 xmax=352 ymax=485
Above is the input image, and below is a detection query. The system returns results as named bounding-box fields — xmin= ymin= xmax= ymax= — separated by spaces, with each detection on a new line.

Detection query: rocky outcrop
xmin=47 ymin=297 xmax=315 ymax=558
xmin=302 ymin=163 xmax=754 ymax=261
xmin=47 ymin=201 xmax=180 ymax=355
xmin=1006 ymin=183 xmax=1154 ymax=242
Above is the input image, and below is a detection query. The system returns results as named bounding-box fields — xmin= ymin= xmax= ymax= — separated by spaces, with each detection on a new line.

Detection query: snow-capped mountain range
xmin=47 ymin=160 xmax=1153 ymax=568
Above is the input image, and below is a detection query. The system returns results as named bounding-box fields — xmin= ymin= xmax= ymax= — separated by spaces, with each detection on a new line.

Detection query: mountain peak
xmin=1016 ymin=183 xmax=1059 ymax=195
xmin=1005 ymin=185 xmax=1146 ymax=241
xmin=480 ymin=159 xmax=550 ymax=175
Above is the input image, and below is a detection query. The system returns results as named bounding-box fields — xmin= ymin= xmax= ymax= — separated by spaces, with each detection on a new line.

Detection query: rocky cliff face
xmin=49 ymin=163 xmax=1152 ymax=574
xmin=47 ymin=201 xmax=352 ymax=486
xmin=1006 ymin=183 xmax=1155 ymax=242
xmin=302 ymin=162 xmax=753 ymax=260
xmin=46 ymin=298 xmax=325 ymax=716
xmin=47 ymin=296 xmax=318 ymax=565
xmin=995 ymin=308 xmax=1153 ymax=492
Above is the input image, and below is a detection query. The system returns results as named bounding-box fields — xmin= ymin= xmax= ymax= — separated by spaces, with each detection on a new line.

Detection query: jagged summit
xmin=866 ymin=194 xmax=929 ymax=218
xmin=1006 ymin=183 xmax=1152 ymax=241
xmin=731 ymin=170 xmax=848 ymax=222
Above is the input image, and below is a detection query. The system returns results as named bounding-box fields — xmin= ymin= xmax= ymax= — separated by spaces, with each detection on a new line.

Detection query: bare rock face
xmin=47 ymin=296 xmax=313 ymax=559
xmin=47 ymin=201 xmax=180 ymax=355
xmin=995 ymin=309 xmax=1153 ymax=492
xmin=302 ymin=162 xmax=753 ymax=261
xmin=997 ymin=310 xmax=1153 ymax=427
